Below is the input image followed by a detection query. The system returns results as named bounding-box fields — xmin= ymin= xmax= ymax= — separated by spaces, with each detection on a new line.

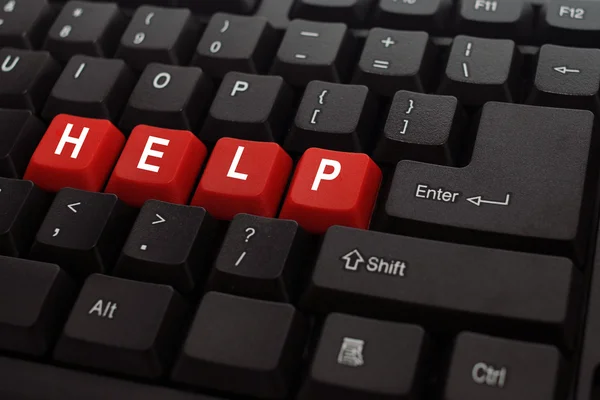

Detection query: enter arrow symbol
xmin=553 ymin=66 xmax=581 ymax=74
xmin=466 ymin=194 xmax=511 ymax=207
xmin=152 ymin=214 xmax=166 ymax=225
xmin=67 ymin=202 xmax=81 ymax=213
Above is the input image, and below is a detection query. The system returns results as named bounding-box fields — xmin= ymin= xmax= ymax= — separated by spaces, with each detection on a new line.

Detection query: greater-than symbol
xmin=67 ymin=202 xmax=81 ymax=213
xmin=152 ymin=213 xmax=166 ymax=225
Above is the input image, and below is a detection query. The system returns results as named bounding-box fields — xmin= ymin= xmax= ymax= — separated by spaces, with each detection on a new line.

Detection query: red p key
xmin=24 ymin=114 xmax=125 ymax=193
xmin=279 ymin=148 xmax=382 ymax=234
xmin=105 ymin=125 xmax=207 ymax=207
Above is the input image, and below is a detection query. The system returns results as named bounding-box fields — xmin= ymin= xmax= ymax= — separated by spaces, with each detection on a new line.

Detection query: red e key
xmin=105 ymin=125 xmax=207 ymax=207
xmin=279 ymin=148 xmax=382 ymax=234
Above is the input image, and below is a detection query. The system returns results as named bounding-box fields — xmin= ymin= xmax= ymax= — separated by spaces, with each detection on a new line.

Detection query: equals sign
xmin=373 ymin=60 xmax=390 ymax=69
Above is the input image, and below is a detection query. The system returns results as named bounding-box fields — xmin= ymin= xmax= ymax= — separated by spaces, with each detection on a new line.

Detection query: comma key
xmin=380 ymin=102 xmax=595 ymax=261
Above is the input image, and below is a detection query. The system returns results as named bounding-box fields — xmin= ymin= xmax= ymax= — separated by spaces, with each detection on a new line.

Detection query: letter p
xmin=312 ymin=158 xmax=341 ymax=191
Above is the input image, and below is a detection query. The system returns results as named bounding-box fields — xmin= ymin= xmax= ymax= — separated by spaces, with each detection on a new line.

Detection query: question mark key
xmin=207 ymin=213 xmax=311 ymax=301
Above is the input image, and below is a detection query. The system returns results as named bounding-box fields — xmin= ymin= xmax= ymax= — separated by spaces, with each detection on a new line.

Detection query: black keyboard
xmin=0 ymin=0 xmax=600 ymax=399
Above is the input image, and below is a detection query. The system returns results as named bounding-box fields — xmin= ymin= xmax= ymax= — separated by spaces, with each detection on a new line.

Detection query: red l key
xmin=105 ymin=125 xmax=207 ymax=207
xmin=191 ymin=138 xmax=293 ymax=220
xmin=24 ymin=114 xmax=125 ymax=193
xmin=279 ymin=148 xmax=382 ymax=234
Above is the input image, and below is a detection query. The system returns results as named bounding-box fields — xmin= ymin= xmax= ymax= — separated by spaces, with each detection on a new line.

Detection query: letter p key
xmin=280 ymin=148 xmax=382 ymax=234
xmin=231 ymin=80 xmax=249 ymax=97
xmin=312 ymin=159 xmax=341 ymax=191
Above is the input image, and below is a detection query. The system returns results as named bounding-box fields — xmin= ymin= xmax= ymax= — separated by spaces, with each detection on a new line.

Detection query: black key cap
xmin=444 ymin=332 xmax=567 ymax=400
xmin=304 ymin=226 xmax=581 ymax=346
xmin=54 ymin=274 xmax=186 ymax=378
xmin=192 ymin=13 xmax=278 ymax=78
xmin=0 ymin=178 xmax=49 ymax=256
xmin=538 ymin=1 xmax=600 ymax=48
xmin=172 ymin=292 xmax=308 ymax=398
xmin=207 ymin=214 xmax=310 ymax=302
xmin=29 ymin=188 xmax=136 ymax=278
xmin=44 ymin=1 xmax=127 ymax=63
xmin=373 ymin=91 xmax=465 ymax=165
xmin=114 ymin=200 xmax=216 ymax=294
xmin=285 ymin=80 xmax=377 ymax=153
xmin=381 ymin=103 xmax=593 ymax=261
xmin=271 ymin=19 xmax=356 ymax=87
xmin=371 ymin=0 xmax=452 ymax=34
xmin=116 ymin=6 xmax=200 ymax=72
xmin=0 ymin=110 xmax=45 ymax=177
xmin=119 ymin=63 xmax=213 ymax=134
xmin=456 ymin=0 xmax=534 ymax=41
xmin=0 ymin=256 xmax=74 ymax=356
xmin=353 ymin=28 xmax=436 ymax=96
xmin=0 ymin=0 xmax=54 ymax=49
xmin=200 ymin=72 xmax=293 ymax=143
xmin=178 ymin=0 xmax=259 ymax=15
xmin=438 ymin=35 xmax=521 ymax=106
xmin=527 ymin=44 xmax=600 ymax=114
xmin=42 ymin=55 xmax=135 ymax=122
xmin=299 ymin=314 xmax=428 ymax=399
xmin=0 ymin=357 xmax=219 ymax=400
xmin=291 ymin=0 xmax=372 ymax=27
xmin=0 ymin=48 xmax=60 ymax=113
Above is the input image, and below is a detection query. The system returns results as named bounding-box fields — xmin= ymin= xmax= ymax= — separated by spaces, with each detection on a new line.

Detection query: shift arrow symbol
xmin=152 ymin=214 xmax=166 ymax=225
xmin=67 ymin=202 xmax=81 ymax=213
xmin=341 ymin=249 xmax=365 ymax=271
xmin=553 ymin=66 xmax=581 ymax=74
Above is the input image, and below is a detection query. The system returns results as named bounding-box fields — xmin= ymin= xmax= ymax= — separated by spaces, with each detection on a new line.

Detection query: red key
xmin=105 ymin=125 xmax=207 ymax=207
xmin=191 ymin=138 xmax=293 ymax=220
xmin=24 ymin=114 xmax=125 ymax=193
xmin=279 ymin=148 xmax=382 ymax=234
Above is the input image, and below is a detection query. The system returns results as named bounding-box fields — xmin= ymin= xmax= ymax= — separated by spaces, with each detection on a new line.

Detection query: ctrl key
xmin=444 ymin=332 xmax=567 ymax=400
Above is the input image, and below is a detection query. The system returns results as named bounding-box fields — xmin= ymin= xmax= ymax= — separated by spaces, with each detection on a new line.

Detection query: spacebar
xmin=0 ymin=357 xmax=220 ymax=400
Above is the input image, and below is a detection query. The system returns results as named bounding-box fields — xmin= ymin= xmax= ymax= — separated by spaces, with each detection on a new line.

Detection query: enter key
xmin=380 ymin=102 xmax=595 ymax=262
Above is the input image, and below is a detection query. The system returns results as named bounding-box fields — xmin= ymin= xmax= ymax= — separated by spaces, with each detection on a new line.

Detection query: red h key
xmin=279 ymin=148 xmax=382 ymax=234
xmin=105 ymin=125 xmax=207 ymax=207
xmin=191 ymin=138 xmax=293 ymax=220
xmin=24 ymin=114 xmax=125 ymax=193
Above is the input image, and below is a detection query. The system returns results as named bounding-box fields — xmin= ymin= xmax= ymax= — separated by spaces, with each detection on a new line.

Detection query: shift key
xmin=302 ymin=226 xmax=581 ymax=347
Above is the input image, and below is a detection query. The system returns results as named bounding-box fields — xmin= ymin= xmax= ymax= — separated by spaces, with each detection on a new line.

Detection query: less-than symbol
xmin=67 ymin=202 xmax=81 ymax=213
